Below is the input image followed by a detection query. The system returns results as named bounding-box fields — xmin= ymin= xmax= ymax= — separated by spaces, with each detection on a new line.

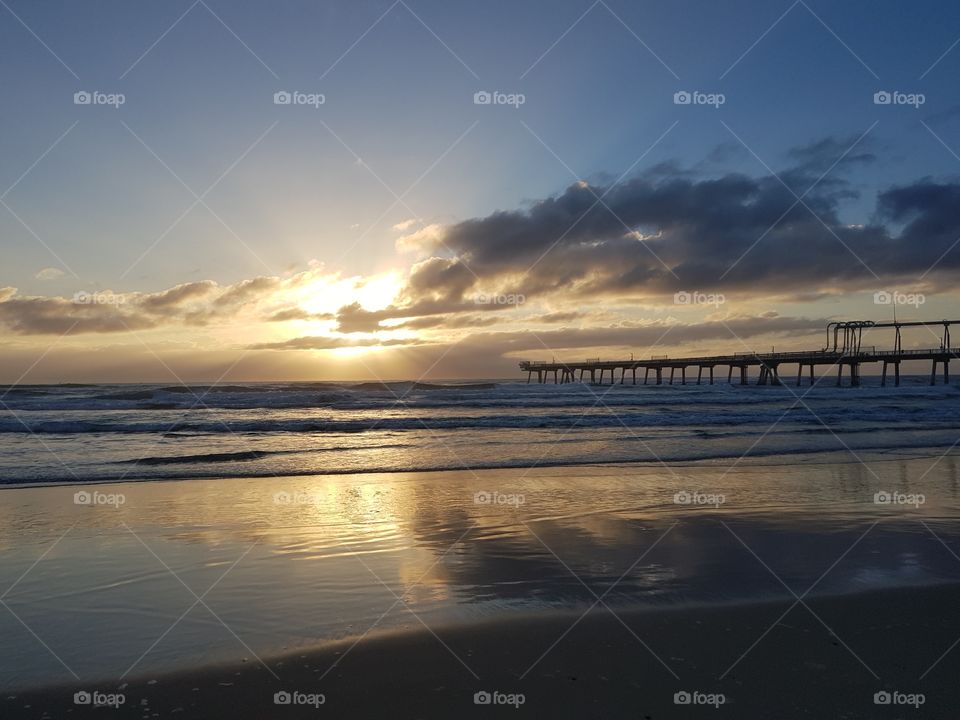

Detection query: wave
xmin=3 ymin=380 xmax=960 ymax=486
xmin=3 ymin=380 xmax=956 ymax=413
xmin=3 ymin=415 xmax=958 ymax=435
xmin=130 ymin=450 xmax=274 ymax=465
xmin=351 ymin=381 xmax=497 ymax=391
xmin=4 ymin=441 xmax=959 ymax=487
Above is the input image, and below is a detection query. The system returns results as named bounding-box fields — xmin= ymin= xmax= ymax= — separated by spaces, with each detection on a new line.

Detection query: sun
xmin=297 ymin=271 xmax=402 ymax=317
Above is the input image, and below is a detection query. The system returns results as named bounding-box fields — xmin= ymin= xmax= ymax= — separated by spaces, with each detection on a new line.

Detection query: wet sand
xmin=6 ymin=583 xmax=959 ymax=719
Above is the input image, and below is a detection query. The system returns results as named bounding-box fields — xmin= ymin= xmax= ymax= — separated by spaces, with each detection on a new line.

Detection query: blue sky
xmin=2 ymin=0 xmax=960 ymax=379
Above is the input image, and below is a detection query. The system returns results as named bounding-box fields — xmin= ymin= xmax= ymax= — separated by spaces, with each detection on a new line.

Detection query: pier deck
xmin=519 ymin=320 xmax=960 ymax=387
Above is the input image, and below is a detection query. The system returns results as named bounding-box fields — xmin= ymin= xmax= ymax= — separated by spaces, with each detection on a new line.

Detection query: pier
xmin=519 ymin=320 xmax=960 ymax=387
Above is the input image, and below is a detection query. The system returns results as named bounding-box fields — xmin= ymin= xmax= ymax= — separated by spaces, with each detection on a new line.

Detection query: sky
xmin=2 ymin=0 xmax=960 ymax=381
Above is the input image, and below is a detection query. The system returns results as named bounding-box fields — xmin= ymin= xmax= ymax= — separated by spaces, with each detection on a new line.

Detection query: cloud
xmin=137 ymin=281 xmax=218 ymax=313
xmin=390 ymin=147 xmax=960 ymax=311
xmin=0 ymin=269 xmax=326 ymax=336
xmin=257 ymin=313 xmax=836 ymax=384
xmin=536 ymin=311 xmax=585 ymax=324
xmin=0 ymin=292 xmax=157 ymax=335
xmin=392 ymin=218 xmax=420 ymax=232
xmin=395 ymin=314 xmax=501 ymax=330
xmin=251 ymin=335 xmax=422 ymax=350
xmin=395 ymin=223 xmax=447 ymax=254
xmin=34 ymin=267 xmax=65 ymax=281
xmin=266 ymin=308 xmax=335 ymax=322
xmin=7 ymin=137 xmax=959 ymax=356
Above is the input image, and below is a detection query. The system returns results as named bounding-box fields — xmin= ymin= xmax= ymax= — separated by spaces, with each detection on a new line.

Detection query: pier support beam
xmin=740 ymin=366 xmax=748 ymax=385
xmin=669 ymin=367 xmax=675 ymax=385
xmin=697 ymin=366 xmax=703 ymax=385
xmin=757 ymin=363 xmax=779 ymax=386
xmin=882 ymin=361 xmax=904 ymax=386
xmin=656 ymin=368 xmax=662 ymax=385
xmin=931 ymin=358 xmax=951 ymax=385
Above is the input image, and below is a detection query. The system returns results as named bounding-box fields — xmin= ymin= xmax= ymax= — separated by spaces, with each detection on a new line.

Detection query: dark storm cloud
xmin=784 ymin=134 xmax=877 ymax=175
xmin=391 ymin=139 xmax=960 ymax=316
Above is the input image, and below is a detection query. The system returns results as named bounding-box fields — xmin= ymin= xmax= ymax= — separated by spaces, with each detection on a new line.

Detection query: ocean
xmin=1 ymin=377 xmax=959 ymax=485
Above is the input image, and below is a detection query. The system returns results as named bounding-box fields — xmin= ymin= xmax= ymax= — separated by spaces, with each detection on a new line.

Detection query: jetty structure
xmin=519 ymin=320 xmax=960 ymax=387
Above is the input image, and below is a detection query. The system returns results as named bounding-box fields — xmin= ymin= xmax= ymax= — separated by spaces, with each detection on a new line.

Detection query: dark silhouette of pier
xmin=519 ymin=320 xmax=960 ymax=387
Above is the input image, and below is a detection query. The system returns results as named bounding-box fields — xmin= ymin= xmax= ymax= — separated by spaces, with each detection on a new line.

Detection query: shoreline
xmin=2 ymin=444 xmax=959 ymax=490
xmin=6 ymin=583 xmax=959 ymax=718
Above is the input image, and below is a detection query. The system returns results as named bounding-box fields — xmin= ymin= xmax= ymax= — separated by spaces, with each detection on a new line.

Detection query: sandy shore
xmin=5 ymin=583 xmax=959 ymax=719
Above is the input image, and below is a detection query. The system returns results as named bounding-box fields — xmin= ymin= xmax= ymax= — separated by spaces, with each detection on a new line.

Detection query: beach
xmin=5 ymin=584 xmax=959 ymax=718
xmin=2 ymin=427 xmax=960 ymax=717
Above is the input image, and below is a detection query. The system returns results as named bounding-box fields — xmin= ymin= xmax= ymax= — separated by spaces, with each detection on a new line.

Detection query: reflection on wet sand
xmin=1 ymin=454 xmax=959 ymax=689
